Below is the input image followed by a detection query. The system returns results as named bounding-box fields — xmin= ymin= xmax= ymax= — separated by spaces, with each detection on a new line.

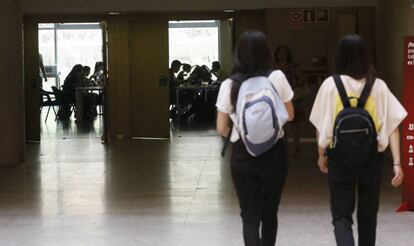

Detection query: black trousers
xmin=231 ymin=140 xmax=288 ymax=246
xmin=328 ymin=153 xmax=384 ymax=246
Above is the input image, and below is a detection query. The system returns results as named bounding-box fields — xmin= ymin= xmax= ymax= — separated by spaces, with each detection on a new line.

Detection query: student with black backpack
xmin=310 ymin=34 xmax=407 ymax=246
xmin=216 ymin=31 xmax=295 ymax=246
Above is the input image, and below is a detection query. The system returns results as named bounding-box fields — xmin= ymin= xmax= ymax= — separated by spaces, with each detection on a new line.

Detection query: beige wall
xmin=376 ymin=0 xmax=414 ymax=98
xmin=0 ymin=0 xmax=25 ymax=165
xmin=22 ymin=0 xmax=377 ymax=14
xmin=266 ymin=7 xmax=375 ymax=72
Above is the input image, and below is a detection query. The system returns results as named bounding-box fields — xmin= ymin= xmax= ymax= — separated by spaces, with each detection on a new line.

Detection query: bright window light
xmin=168 ymin=20 xmax=219 ymax=69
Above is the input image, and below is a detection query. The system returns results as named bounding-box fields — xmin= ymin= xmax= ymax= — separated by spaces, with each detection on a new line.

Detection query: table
xmin=175 ymin=85 xmax=210 ymax=124
xmin=75 ymin=86 xmax=104 ymax=121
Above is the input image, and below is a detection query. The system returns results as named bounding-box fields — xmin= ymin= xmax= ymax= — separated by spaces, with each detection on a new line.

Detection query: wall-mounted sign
xmin=303 ymin=9 xmax=316 ymax=23
xmin=316 ymin=9 xmax=329 ymax=23
xmin=290 ymin=9 xmax=330 ymax=24
xmin=290 ymin=10 xmax=303 ymax=23
xmin=400 ymin=36 xmax=414 ymax=212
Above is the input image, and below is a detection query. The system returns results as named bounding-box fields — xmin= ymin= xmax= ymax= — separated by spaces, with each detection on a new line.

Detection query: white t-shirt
xmin=309 ymin=75 xmax=407 ymax=152
xmin=216 ymin=70 xmax=294 ymax=142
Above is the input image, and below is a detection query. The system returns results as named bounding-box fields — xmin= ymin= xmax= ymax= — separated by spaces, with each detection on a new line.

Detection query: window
xmin=38 ymin=23 xmax=103 ymax=91
xmin=169 ymin=20 xmax=219 ymax=69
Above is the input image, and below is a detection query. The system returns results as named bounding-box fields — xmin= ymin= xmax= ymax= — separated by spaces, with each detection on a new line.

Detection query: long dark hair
xmin=230 ymin=31 xmax=272 ymax=108
xmin=335 ymin=34 xmax=376 ymax=82
xmin=62 ymin=64 xmax=83 ymax=90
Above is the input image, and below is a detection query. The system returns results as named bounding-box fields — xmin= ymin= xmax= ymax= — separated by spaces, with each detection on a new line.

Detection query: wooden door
xmin=129 ymin=18 xmax=170 ymax=138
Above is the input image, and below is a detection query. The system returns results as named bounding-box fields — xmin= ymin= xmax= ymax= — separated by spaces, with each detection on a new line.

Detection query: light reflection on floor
xmin=0 ymin=112 xmax=412 ymax=245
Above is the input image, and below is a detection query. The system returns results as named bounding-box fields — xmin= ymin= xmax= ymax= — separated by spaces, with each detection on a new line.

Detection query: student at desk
xmin=62 ymin=64 xmax=83 ymax=104
xmin=81 ymin=66 xmax=92 ymax=85
xmin=57 ymin=64 xmax=83 ymax=120
xmin=81 ymin=65 xmax=98 ymax=119
xmin=90 ymin=61 xmax=104 ymax=85
xmin=177 ymin=63 xmax=192 ymax=82
xmin=211 ymin=61 xmax=226 ymax=83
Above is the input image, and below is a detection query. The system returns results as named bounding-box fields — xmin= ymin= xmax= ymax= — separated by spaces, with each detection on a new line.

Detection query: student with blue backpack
xmin=310 ymin=34 xmax=407 ymax=246
xmin=216 ymin=31 xmax=295 ymax=246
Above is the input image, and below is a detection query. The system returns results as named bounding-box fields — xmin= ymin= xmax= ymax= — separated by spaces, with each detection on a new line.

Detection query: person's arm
xmin=316 ymin=130 xmax=328 ymax=174
xmin=216 ymin=111 xmax=231 ymax=137
xmin=284 ymin=101 xmax=295 ymax=122
xmin=389 ymin=128 xmax=404 ymax=187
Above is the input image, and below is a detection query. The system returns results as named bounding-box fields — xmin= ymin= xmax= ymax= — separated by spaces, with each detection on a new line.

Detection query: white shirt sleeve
xmin=269 ymin=70 xmax=294 ymax=103
xmin=215 ymin=79 xmax=233 ymax=114
xmin=377 ymin=81 xmax=407 ymax=148
xmin=309 ymin=77 xmax=336 ymax=148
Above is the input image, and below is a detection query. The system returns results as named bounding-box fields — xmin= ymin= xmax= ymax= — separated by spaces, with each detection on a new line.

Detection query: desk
xmin=75 ymin=86 xmax=104 ymax=121
xmin=175 ymin=85 xmax=210 ymax=124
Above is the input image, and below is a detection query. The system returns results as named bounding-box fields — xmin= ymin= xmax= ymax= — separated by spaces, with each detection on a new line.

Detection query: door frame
xmin=23 ymin=14 xmax=109 ymax=142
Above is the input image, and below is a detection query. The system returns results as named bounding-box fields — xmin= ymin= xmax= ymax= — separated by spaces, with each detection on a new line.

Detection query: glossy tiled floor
xmin=0 ymin=116 xmax=413 ymax=245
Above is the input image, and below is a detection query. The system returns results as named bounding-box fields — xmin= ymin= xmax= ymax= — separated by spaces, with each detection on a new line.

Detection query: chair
xmin=52 ymin=86 xmax=76 ymax=121
xmin=40 ymin=89 xmax=57 ymax=123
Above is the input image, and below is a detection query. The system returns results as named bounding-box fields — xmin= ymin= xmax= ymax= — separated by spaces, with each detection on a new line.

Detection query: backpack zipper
xmin=339 ymin=128 xmax=370 ymax=134
xmin=333 ymin=114 xmax=374 ymax=148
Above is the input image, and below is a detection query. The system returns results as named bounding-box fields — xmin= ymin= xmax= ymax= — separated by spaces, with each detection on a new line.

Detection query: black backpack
xmin=330 ymin=75 xmax=378 ymax=171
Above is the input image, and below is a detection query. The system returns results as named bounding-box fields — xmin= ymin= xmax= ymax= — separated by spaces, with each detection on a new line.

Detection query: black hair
xmin=68 ymin=64 xmax=83 ymax=77
xmin=63 ymin=64 xmax=83 ymax=88
xmin=335 ymin=34 xmax=376 ymax=82
xmin=83 ymin=66 xmax=91 ymax=73
xmin=274 ymin=45 xmax=292 ymax=63
xmin=182 ymin=63 xmax=192 ymax=71
xmin=212 ymin=61 xmax=220 ymax=70
xmin=94 ymin=61 xmax=104 ymax=73
xmin=170 ymin=60 xmax=182 ymax=68
xmin=230 ymin=31 xmax=272 ymax=108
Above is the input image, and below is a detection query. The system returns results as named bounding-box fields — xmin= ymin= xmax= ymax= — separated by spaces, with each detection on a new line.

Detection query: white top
xmin=309 ymin=75 xmax=407 ymax=152
xmin=216 ymin=70 xmax=294 ymax=142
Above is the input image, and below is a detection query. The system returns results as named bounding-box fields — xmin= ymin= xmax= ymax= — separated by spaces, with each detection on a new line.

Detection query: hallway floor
xmin=0 ymin=128 xmax=413 ymax=245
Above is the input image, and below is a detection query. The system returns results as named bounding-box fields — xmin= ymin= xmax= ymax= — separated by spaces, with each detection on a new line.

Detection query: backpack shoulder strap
xmin=358 ymin=78 xmax=376 ymax=108
xmin=333 ymin=75 xmax=351 ymax=108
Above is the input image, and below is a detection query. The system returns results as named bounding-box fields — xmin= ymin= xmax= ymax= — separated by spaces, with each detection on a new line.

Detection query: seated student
xmin=189 ymin=65 xmax=212 ymax=85
xmin=90 ymin=61 xmax=104 ymax=85
xmin=57 ymin=64 xmax=83 ymax=120
xmin=211 ymin=61 xmax=226 ymax=82
xmin=62 ymin=64 xmax=83 ymax=104
xmin=177 ymin=63 xmax=192 ymax=82
xmin=81 ymin=66 xmax=98 ymax=119
xmin=81 ymin=66 xmax=92 ymax=85
xmin=169 ymin=60 xmax=182 ymax=86
xmin=90 ymin=62 xmax=105 ymax=109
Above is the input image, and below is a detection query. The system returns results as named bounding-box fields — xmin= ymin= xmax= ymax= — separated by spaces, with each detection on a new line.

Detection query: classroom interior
xmin=0 ymin=0 xmax=414 ymax=245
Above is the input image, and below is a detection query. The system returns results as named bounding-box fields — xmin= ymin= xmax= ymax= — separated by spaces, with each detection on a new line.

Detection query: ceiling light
xmin=224 ymin=10 xmax=236 ymax=13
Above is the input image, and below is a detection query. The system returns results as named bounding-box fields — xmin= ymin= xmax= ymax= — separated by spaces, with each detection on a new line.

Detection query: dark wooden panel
xmin=23 ymin=18 xmax=41 ymax=142
xmin=129 ymin=18 xmax=170 ymax=138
